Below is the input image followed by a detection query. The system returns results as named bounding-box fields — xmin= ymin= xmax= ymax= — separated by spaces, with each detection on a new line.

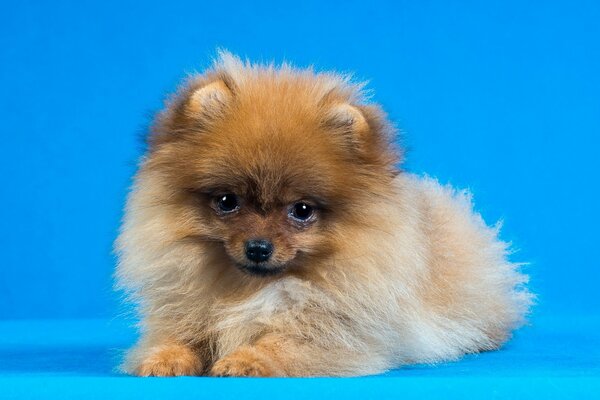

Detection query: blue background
xmin=3 ymin=0 xmax=599 ymax=320
xmin=0 ymin=1 xmax=599 ymax=397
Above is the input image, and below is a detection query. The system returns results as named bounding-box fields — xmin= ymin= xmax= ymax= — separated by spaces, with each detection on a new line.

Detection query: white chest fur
xmin=212 ymin=277 xmax=316 ymax=357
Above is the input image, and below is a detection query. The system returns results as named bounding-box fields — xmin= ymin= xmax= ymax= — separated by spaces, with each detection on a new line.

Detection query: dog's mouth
xmin=237 ymin=263 xmax=287 ymax=277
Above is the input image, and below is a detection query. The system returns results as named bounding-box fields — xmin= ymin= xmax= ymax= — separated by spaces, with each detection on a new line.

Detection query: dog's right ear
xmin=149 ymin=77 xmax=235 ymax=148
xmin=184 ymin=79 xmax=233 ymax=121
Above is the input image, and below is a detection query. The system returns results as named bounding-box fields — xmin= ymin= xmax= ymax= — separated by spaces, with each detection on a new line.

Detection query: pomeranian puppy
xmin=115 ymin=52 xmax=532 ymax=377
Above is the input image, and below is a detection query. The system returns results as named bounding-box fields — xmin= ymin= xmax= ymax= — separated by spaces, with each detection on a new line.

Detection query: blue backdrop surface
xmin=0 ymin=1 xmax=599 ymax=396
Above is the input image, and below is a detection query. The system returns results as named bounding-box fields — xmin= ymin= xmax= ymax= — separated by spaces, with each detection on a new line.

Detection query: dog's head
xmin=141 ymin=53 xmax=399 ymax=277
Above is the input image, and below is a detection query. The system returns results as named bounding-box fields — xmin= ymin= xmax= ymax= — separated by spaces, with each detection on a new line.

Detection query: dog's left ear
xmin=323 ymin=102 xmax=400 ymax=170
xmin=325 ymin=103 xmax=370 ymax=145
xmin=324 ymin=103 xmax=387 ymax=153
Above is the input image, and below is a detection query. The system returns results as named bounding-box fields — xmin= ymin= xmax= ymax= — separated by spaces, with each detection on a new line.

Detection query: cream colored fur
xmin=116 ymin=171 xmax=531 ymax=376
xmin=115 ymin=53 xmax=532 ymax=376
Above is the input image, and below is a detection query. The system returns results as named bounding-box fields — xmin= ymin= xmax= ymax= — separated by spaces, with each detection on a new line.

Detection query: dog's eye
xmin=289 ymin=202 xmax=314 ymax=222
xmin=216 ymin=194 xmax=239 ymax=213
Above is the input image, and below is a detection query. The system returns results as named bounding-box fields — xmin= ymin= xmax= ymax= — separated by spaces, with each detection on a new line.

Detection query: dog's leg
xmin=131 ymin=341 xmax=207 ymax=377
xmin=209 ymin=334 xmax=366 ymax=377
xmin=209 ymin=338 xmax=284 ymax=377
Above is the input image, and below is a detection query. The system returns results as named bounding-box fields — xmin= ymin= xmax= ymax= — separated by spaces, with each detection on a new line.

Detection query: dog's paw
xmin=210 ymin=347 xmax=281 ymax=377
xmin=136 ymin=344 xmax=202 ymax=377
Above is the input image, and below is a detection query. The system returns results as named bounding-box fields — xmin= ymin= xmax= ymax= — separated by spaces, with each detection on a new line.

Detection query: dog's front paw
xmin=210 ymin=347 xmax=282 ymax=377
xmin=136 ymin=344 xmax=202 ymax=377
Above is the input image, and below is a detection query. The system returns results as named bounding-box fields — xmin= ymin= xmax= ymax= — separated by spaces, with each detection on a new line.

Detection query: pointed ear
xmin=148 ymin=79 xmax=235 ymax=148
xmin=185 ymin=79 xmax=233 ymax=120
xmin=323 ymin=103 xmax=370 ymax=148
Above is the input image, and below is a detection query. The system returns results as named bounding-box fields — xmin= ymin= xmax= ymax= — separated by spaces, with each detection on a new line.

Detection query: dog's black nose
xmin=245 ymin=239 xmax=273 ymax=263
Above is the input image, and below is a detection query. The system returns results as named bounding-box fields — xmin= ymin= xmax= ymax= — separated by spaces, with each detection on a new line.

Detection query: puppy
xmin=115 ymin=52 xmax=532 ymax=377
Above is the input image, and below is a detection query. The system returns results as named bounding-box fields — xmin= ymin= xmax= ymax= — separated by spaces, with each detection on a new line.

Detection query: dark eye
xmin=289 ymin=202 xmax=314 ymax=222
xmin=216 ymin=194 xmax=239 ymax=213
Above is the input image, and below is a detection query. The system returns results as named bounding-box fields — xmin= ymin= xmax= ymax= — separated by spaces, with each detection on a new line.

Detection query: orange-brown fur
xmin=115 ymin=52 xmax=532 ymax=377
xmin=137 ymin=343 xmax=204 ymax=377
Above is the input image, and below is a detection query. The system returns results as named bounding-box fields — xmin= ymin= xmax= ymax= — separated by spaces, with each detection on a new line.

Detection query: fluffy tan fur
xmin=115 ymin=52 xmax=532 ymax=377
